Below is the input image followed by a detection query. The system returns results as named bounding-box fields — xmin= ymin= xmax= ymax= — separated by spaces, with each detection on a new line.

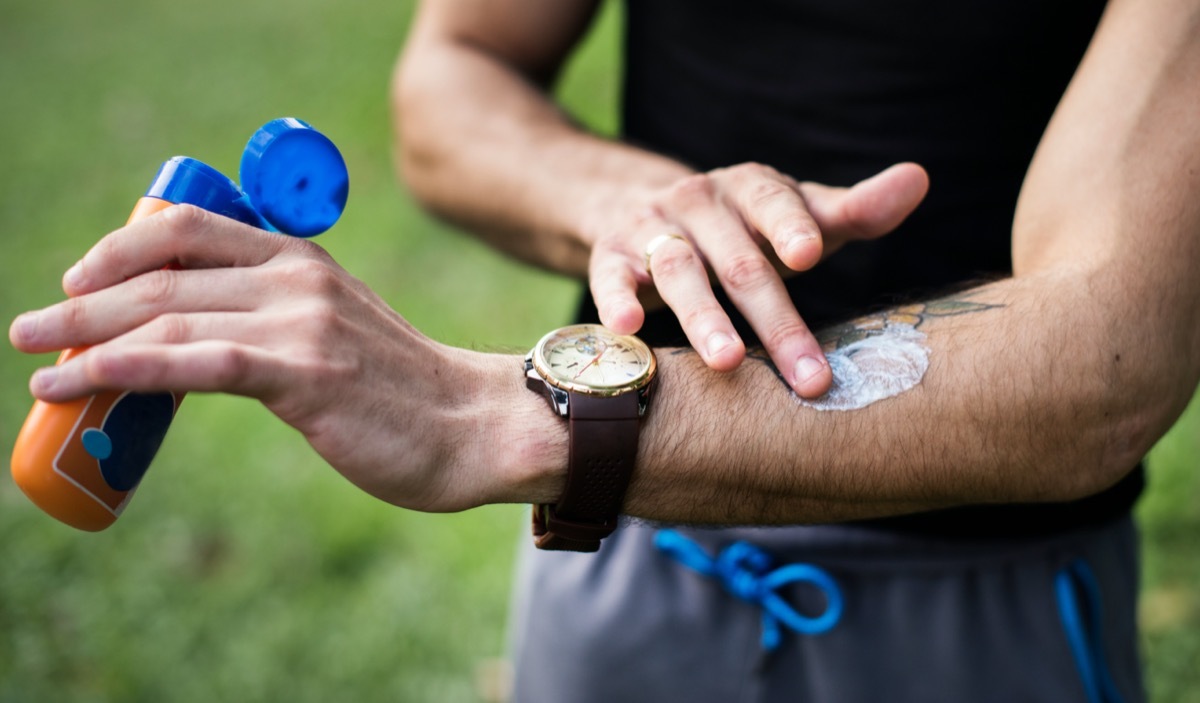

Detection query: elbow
xmin=1022 ymin=269 xmax=1200 ymax=503
xmin=389 ymin=49 xmax=443 ymax=210
xmin=1063 ymin=409 xmax=1157 ymax=502
xmin=1029 ymin=408 xmax=1152 ymax=505
xmin=1050 ymin=368 xmax=1195 ymax=503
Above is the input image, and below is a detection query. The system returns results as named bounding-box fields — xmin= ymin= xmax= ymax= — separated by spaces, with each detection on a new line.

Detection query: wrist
xmin=459 ymin=349 xmax=567 ymax=506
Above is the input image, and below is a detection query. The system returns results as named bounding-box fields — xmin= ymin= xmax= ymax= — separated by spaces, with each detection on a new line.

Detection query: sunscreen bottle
xmin=10 ymin=118 xmax=349 ymax=531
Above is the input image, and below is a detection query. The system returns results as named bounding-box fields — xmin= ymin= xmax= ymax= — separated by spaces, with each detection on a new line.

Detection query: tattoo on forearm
xmin=812 ymin=298 xmax=1001 ymax=352
xmin=690 ymin=295 xmax=1002 ymax=410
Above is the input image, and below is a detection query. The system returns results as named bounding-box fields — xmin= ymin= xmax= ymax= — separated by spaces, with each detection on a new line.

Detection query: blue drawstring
xmin=1055 ymin=558 xmax=1127 ymax=703
xmin=654 ymin=529 xmax=843 ymax=652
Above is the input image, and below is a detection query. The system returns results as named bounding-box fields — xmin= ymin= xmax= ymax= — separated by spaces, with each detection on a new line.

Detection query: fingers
xmin=29 ymin=342 xmax=284 ymax=403
xmin=11 ymin=268 xmax=266 ymax=353
xmin=644 ymin=231 xmax=747 ymax=372
xmin=106 ymin=311 xmax=272 ymax=348
xmin=723 ymin=164 xmax=824 ymax=272
xmin=588 ymin=236 xmax=645 ymax=336
xmin=593 ymin=162 xmax=930 ymax=397
xmin=10 ymin=206 xmax=357 ymax=408
xmin=588 ymin=166 xmax=832 ymax=392
xmin=620 ymin=204 xmax=746 ymax=371
xmin=798 ymin=162 xmax=930 ymax=246
xmin=727 ymin=161 xmax=929 ymax=271
xmin=63 ymin=204 xmax=298 ymax=297
xmin=671 ymin=187 xmax=831 ymax=396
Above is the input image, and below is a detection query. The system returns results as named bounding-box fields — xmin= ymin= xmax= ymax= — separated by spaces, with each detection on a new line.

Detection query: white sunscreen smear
xmin=800 ymin=322 xmax=929 ymax=412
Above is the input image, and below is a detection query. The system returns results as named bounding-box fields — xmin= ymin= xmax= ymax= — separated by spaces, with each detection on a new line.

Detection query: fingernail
xmin=784 ymin=231 xmax=818 ymax=260
xmin=706 ymin=332 xmax=735 ymax=359
xmin=64 ymin=262 xmax=84 ymax=289
xmin=793 ymin=355 xmax=826 ymax=386
xmin=14 ymin=313 xmax=39 ymax=342
xmin=32 ymin=367 xmax=58 ymax=393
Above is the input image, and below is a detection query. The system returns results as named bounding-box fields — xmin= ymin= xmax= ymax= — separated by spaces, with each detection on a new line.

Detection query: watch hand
xmin=573 ymin=348 xmax=607 ymax=380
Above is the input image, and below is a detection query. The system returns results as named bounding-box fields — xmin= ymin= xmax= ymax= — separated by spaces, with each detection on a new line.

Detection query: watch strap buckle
xmin=532 ymin=503 xmax=616 ymax=552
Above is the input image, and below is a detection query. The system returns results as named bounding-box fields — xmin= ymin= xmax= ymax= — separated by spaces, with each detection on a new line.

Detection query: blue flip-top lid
xmin=143 ymin=117 xmax=348 ymax=238
xmin=240 ymin=118 xmax=349 ymax=238
xmin=145 ymin=157 xmax=268 ymax=230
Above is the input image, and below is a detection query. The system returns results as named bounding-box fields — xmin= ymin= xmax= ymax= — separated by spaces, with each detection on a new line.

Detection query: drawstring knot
xmin=654 ymin=529 xmax=843 ymax=652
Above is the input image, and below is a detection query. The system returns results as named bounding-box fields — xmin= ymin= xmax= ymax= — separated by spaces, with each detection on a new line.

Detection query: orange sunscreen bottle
xmin=10 ymin=118 xmax=348 ymax=530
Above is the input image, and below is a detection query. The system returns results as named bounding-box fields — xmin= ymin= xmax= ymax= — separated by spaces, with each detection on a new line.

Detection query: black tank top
xmin=574 ymin=0 xmax=1143 ymax=538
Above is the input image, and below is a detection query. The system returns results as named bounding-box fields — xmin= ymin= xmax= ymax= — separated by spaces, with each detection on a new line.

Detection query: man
xmin=390 ymin=0 xmax=1199 ymax=700
xmin=9 ymin=0 xmax=1199 ymax=700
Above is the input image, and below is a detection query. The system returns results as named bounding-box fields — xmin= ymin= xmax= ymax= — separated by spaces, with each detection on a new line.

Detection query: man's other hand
xmin=8 ymin=205 xmax=541 ymax=512
xmin=585 ymin=162 xmax=928 ymax=398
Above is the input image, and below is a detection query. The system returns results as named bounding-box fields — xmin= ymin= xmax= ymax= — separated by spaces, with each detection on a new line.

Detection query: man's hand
xmin=584 ymin=161 xmax=928 ymax=397
xmin=8 ymin=205 xmax=562 ymax=513
xmin=384 ymin=0 xmax=1197 ymax=524
xmin=395 ymin=0 xmax=930 ymax=398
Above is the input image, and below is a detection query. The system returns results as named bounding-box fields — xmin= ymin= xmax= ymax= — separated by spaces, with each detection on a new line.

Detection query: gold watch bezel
xmin=531 ymin=324 xmax=657 ymax=397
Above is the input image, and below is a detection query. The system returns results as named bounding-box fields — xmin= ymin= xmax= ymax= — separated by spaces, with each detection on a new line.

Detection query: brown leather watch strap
xmin=533 ymin=392 xmax=641 ymax=552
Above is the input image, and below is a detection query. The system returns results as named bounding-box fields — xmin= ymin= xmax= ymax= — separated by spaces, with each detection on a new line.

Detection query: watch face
xmin=532 ymin=324 xmax=656 ymax=396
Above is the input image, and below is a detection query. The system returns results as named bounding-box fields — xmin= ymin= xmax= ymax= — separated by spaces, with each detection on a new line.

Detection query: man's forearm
xmin=404 ymin=0 xmax=1200 ymax=523
xmin=394 ymin=6 xmax=690 ymax=275
xmin=394 ymin=0 xmax=941 ymax=397
xmin=502 ymin=270 xmax=1195 ymax=525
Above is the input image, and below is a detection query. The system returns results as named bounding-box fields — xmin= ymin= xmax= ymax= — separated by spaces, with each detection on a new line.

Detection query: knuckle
xmin=134 ymin=270 xmax=177 ymax=308
xmin=305 ymin=301 xmax=343 ymax=338
xmin=280 ymin=303 xmax=341 ymax=353
xmin=213 ymin=344 xmax=250 ymax=386
xmin=282 ymin=257 xmax=341 ymax=294
xmin=287 ymin=236 xmax=332 ymax=262
xmin=762 ymin=318 xmax=811 ymax=353
xmin=730 ymin=162 xmax=776 ymax=181
xmin=83 ymin=349 xmax=116 ymax=386
xmin=164 ymin=203 xmax=209 ymax=239
xmin=593 ymin=267 xmax=633 ymax=299
xmin=596 ymin=233 xmax=630 ymax=258
xmin=839 ymin=197 xmax=875 ymax=238
xmin=151 ymin=313 xmax=190 ymax=344
xmin=91 ymin=234 xmax=123 ymax=269
xmin=721 ymin=253 xmax=775 ymax=293
xmin=680 ymin=302 xmax=725 ymax=331
xmin=590 ymin=234 xmax=625 ymax=263
xmin=651 ymin=245 xmax=698 ymax=279
xmin=745 ymin=180 xmax=793 ymax=211
xmin=593 ymin=242 xmax=642 ymax=285
xmin=61 ymin=297 xmax=89 ymax=331
xmin=668 ymin=173 xmax=716 ymax=206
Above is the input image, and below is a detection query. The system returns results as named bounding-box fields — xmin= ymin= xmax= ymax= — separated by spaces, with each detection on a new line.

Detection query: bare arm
xmin=394 ymin=0 xmax=677 ymax=273
xmin=611 ymin=0 xmax=1200 ymax=522
xmin=394 ymin=0 xmax=931 ymax=397
xmin=10 ymin=0 xmax=1199 ymax=524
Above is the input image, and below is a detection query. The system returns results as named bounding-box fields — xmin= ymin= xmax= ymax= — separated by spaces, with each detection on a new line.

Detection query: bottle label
xmin=53 ymin=390 xmax=178 ymax=514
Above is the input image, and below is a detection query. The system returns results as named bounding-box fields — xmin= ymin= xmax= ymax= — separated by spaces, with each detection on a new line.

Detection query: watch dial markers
xmin=534 ymin=324 xmax=654 ymax=392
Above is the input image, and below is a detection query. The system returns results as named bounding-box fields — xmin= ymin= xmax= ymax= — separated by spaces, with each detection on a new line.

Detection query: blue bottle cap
xmin=239 ymin=118 xmax=349 ymax=237
xmin=144 ymin=157 xmax=268 ymax=230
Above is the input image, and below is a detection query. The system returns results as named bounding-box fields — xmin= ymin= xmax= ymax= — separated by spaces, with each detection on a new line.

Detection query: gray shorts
xmin=509 ymin=516 xmax=1143 ymax=703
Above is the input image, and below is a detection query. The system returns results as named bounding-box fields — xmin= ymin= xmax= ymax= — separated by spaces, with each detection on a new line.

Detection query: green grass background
xmin=0 ymin=1 xmax=1195 ymax=701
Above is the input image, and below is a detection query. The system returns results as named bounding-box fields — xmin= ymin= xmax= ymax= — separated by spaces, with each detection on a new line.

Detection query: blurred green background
xmin=0 ymin=0 xmax=1195 ymax=701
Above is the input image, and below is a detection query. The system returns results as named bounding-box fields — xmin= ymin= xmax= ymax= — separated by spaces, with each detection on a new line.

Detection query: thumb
xmin=799 ymin=162 xmax=930 ymax=247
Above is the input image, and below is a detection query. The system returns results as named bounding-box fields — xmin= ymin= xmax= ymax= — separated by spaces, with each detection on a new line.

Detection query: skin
xmin=744 ymin=300 xmax=1003 ymax=412
xmin=10 ymin=0 xmax=1200 ymax=525
xmin=392 ymin=0 xmax=932 ymax=397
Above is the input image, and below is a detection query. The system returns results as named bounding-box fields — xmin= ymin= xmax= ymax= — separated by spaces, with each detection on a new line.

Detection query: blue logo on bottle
xmin=82 ymin=392 xmax=176 ymax=492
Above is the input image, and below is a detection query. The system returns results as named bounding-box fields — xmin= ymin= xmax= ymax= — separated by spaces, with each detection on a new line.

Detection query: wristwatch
xmin=524 ymin=324 xmax=657 ymax=552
